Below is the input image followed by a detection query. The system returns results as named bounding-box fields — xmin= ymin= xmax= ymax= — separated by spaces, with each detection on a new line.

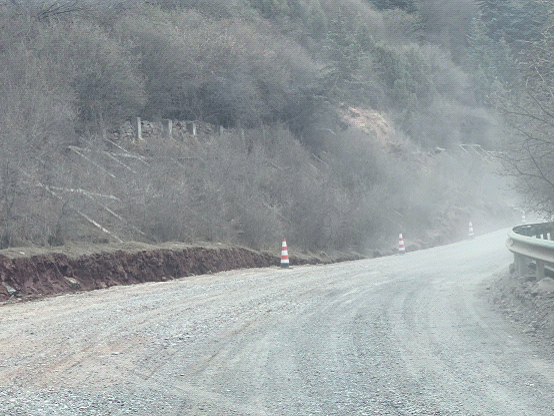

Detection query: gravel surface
xmin=1 ymin=229 xmax=553 ymax=415
xmin=488 ymin=267 xmax=554 ymax=349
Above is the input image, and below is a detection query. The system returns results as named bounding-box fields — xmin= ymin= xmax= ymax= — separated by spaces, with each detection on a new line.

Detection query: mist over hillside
xmin=0 ymin=0 xmax=540 ymax=253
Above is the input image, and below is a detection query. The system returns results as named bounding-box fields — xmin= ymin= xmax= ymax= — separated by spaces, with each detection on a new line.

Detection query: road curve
xmin=1 ymin=229 xmax=553 ymax=415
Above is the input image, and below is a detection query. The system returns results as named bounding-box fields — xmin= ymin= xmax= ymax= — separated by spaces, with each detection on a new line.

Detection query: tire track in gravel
xmin=1 ymin=230 xmax=554 ymax=415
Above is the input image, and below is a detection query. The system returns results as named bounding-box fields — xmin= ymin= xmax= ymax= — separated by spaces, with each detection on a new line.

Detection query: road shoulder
xmin=487 ymin=269 xmax=554 ymax=350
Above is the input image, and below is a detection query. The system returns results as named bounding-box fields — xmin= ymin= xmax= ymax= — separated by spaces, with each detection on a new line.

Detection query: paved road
xmin=1 ymin=229 xmax=553 ymax=415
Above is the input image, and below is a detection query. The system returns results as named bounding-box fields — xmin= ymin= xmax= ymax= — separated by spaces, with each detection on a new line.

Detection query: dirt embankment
xmin=0 ymin=244 xmax=363 ymax=303
xmin=488 ymin=268 xmax=554 ymax=347
xmin=0 ymin=247 xmax=275 ymax=302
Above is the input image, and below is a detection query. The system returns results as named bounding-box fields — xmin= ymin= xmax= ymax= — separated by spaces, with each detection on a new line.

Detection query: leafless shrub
xmin=0 ymin=1 xmax=515 ymax=252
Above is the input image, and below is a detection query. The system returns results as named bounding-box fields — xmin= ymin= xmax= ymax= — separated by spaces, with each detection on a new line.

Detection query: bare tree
xmin=497 ymin=4 xmax=554 ymax=215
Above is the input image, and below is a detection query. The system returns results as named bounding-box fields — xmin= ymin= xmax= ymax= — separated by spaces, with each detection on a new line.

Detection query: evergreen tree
xmin=369 ymin=0 xmax=417 ymax=13
xmin=322 ymin=14 xmax=365 ymax=100
xmin=353 ymin=19 xmax=375 ymax=52
xmin=465 ymin=15 xmax=518 ymax=104
xmin=317 ymin=12 xmax=390 ymax=109
xmin=306 ymin=0 xmax=327 ymax=39
xmin=372 ymin=42 xmax=434 ymax=113
xmin=475 ymin=0 xmax=546 ymax=44
xmin=247 ymin=0 xmax=304 ymax=20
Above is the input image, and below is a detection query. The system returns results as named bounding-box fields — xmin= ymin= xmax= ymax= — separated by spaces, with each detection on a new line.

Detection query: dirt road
xmin=1 ymin=230 xmax=553 ymax=415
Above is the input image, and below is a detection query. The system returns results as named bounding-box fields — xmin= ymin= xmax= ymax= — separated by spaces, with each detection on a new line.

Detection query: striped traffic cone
xmin=398 ymin=233 xmax=406 ymax=254
xmin=281 ymin=238 xmax=289 ymax=268
xmin=468 ymin=222 xmax=474 ymax=239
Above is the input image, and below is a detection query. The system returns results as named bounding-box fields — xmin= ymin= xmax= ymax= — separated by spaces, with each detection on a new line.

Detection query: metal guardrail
xmin=506 ymin=222 xmax=554 ymax=279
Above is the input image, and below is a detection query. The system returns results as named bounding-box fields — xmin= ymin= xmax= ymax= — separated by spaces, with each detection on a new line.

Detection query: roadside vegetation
xmin=0 ymin=0 xmax=536 ymax=253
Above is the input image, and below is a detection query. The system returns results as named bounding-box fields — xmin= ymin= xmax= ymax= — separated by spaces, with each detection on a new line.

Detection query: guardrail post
xmin=536 ymin=260 xmax=545 ymax=279
xmin=132 ymin=116 xmax=142 ymax=141
xmin=514 ymin=253 xmax=527 ymax=276
xmin=162 ymin=119 xmax=172 ymax=139
xmin=186 ymin=121 xmax=197 ymax=136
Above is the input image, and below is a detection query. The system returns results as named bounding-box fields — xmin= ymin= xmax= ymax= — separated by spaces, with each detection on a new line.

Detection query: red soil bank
xmin=0 ymin=247 xmax=280 ymax=302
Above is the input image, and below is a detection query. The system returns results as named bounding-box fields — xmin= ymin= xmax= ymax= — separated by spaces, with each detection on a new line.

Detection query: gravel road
xmin=1 ymin=229 xmax=553 ymax=415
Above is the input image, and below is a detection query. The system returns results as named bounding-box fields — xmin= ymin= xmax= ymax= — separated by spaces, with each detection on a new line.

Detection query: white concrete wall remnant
xmin=132 ymin=116 xmax=142 ymax=141
xmin=162 ymin=119 xmax=173 ymax=139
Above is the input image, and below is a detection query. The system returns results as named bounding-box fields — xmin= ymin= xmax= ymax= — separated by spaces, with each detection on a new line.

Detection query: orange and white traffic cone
xmin=281 ymin=238 xmax=289 ymax=268
xmin=398 ymin=233 xmax=406 ymax=254
xmin=468 ymin=221 xmax=474 ymax=239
